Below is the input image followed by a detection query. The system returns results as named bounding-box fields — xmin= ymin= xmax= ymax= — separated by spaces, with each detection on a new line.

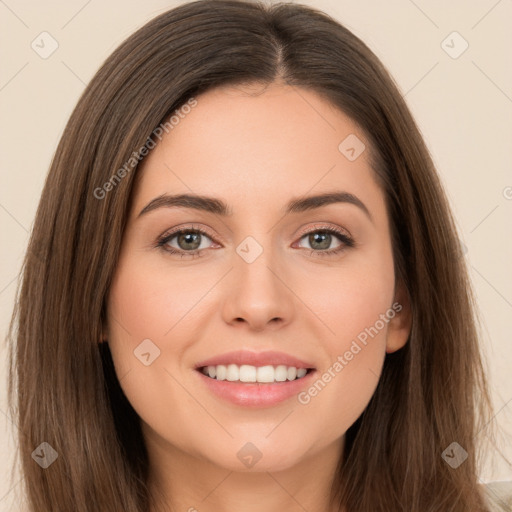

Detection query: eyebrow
xmin=138 ymin=191 xmax=373 ymax=222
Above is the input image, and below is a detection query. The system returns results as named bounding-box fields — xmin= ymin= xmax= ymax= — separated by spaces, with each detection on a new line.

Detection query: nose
xmin=221 ymin=243 xmax=295 ymax=332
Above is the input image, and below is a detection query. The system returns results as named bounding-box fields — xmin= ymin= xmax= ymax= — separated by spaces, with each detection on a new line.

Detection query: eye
xmin=156 ymin=223 xmax=355 ymax=259
xmin=156 ymin=224 xmax=217 ymax=259
xmin=294 ymin=225 xmax=355 ymax=257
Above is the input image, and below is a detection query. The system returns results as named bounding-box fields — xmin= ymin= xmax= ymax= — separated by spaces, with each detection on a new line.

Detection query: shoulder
xmin=482 ymin=481 xmax=512 ymax=511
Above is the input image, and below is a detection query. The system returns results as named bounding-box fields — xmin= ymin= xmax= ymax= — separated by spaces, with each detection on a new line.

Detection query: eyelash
xmin=155 ymin=223 xmax=355 ymax=260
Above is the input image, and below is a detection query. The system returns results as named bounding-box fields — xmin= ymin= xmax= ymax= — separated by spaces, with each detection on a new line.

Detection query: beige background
xmin=1 ymin=0 xmax=511 ymax=508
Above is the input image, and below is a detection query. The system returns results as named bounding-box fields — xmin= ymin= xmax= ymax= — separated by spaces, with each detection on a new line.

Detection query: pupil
xmin=178 ymin=232 xmax=201 ymax=250
xmin=310 ymin=232 xmax=330 ymax=250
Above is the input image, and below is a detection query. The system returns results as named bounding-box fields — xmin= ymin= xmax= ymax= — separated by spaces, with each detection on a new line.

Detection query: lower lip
xmin=195 ymin=369 xmax=316 ymax=408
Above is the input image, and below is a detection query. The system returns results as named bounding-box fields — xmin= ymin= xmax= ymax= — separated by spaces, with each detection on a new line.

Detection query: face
xmin=105 ymin=82 xmax=410 ymax=476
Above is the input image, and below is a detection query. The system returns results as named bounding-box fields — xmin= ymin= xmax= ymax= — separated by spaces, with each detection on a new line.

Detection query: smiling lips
xmin=195 ymin=350 xmax=317 ymax=407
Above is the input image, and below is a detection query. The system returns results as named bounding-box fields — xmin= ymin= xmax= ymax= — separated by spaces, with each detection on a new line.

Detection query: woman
xmin=7 ymin=0 xmax=498 ymax=510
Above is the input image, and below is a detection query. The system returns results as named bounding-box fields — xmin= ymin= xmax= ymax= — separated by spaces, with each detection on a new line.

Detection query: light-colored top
xmin=483 ymin=481 xmax=512 ymax=511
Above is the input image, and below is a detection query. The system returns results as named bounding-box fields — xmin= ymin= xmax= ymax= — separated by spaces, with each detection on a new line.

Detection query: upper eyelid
xmin=160 ymin=224 xmax=220 ymax=244
xmin=296 ymin=223 xmax=351 ymax=238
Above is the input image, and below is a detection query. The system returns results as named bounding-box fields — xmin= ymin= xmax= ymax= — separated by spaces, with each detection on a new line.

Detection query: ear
xmin=385 ymin=281 xmax=412 ymax=354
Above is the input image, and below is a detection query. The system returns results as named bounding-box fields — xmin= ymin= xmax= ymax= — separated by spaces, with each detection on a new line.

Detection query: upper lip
xmin=195 ymin=350 xmax=316 ymax=370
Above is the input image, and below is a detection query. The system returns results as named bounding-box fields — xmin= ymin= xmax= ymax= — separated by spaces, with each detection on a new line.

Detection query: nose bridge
xmin=221 ymin=231 xmax=294 ymax=329
xmin=234 ymin=231 xmax=283 ymax=300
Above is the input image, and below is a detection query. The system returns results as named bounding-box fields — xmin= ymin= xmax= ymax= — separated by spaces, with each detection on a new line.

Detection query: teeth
xmin=201 ymin=364 xmax=309 ymax=383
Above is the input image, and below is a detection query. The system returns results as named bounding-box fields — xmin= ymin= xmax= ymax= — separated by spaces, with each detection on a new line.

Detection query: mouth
xmin=197 ymin=364 xmax=315 ymax=383
xmin=193 ymin=350 xmax=317 ymax=407
xmin=195 ymin=363 xmax=317 ymax=408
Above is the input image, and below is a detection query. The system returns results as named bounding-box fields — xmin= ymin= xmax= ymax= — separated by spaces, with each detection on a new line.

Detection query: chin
xmin=204 ymin=442 xmax=307 ymax=473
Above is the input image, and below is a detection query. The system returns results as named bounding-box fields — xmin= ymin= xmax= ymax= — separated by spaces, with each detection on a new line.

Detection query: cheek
xmin=105 ymin=255 xmax=202 ymax=445
xmin=107 ymin=252 xmax=214 ymax=346
xmin=294 ymin=242 xmax=394 ymax=434
xmin=104 ymin=254 xmax=191 ymax=398
xmin=303 ymin=238 xmax=395 ymax=349
xmin=294 ymin=298 xmax=392 ymax=446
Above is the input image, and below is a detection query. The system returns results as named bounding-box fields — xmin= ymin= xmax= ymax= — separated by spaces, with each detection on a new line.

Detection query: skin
xmin=105 ymin=82 xmax=411 ymax=512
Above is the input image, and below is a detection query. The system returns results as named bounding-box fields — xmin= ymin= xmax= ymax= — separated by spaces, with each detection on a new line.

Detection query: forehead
xmin=131 ymin=83 xmax=385 ymax=220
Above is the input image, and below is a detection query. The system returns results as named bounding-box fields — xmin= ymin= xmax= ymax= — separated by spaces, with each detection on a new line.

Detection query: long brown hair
xmin=7 ymin=1 xmax=495 ymax=510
